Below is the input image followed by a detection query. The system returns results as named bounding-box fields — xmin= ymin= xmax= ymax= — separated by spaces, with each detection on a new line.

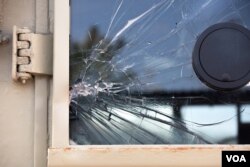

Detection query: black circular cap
xmin=193 ymin=23 xmax=250 ymax=91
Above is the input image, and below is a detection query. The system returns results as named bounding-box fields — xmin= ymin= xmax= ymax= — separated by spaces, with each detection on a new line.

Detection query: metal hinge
xmin=12 ymin=26 xmax=53 ymax=84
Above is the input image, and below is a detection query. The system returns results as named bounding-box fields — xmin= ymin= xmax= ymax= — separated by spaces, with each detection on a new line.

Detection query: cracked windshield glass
xmin=70 ymin=0 xmax=250 ymax=145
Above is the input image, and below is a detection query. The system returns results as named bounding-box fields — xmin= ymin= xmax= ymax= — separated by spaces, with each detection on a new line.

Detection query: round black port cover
xmin=193 ymin=23 xmax=250 ymax=91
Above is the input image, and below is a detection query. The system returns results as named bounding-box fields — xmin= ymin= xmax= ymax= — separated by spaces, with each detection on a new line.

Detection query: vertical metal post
xmin=34 ymin=0 xmax=50 ymax=166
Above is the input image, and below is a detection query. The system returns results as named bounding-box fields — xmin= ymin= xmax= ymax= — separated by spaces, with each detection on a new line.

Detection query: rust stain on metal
xmin=85 ymin=147 xmax=114 ymax=153
xmin=85 ymin=146 xmax=207 ymax=154
xmin=51 ymin=145 xmax=250 ymax=154
xmin=63 ymin=147 xmax=72 ymax=152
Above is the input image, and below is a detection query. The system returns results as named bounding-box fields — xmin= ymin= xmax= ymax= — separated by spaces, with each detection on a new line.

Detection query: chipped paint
xmin=48 ymin=145 xmax=250 ymax=167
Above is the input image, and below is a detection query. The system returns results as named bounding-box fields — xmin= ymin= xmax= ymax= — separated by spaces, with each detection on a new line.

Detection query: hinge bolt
xmin=0 ymin=30 xmax=9 ymax=45
xmin=21 ymin=79 xmax=26 ymax=84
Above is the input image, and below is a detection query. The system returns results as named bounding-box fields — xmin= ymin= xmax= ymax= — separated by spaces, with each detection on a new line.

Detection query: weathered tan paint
xmin=48 ymin=145 xmax=250 ymax=167
xmin=0 ymin=0 xmax=50 ymax=167
xmin=0 ymin=1 xmax=35 ymax=167
xmin=34 ymin=1 xmax=51 ymax=167
xmin=51 ymin=0 xmax=69 ymax=148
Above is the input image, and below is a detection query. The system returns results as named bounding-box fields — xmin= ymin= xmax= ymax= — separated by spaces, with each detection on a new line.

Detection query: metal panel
xmin=0 ymin=0 xmax=35 ymax=167
xmin=0 ymin=0 xmax=51 ymax=167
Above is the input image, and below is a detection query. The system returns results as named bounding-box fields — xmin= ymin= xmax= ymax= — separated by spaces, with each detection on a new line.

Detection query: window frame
xmin=48 ymin=0 xmax=250 ymax=166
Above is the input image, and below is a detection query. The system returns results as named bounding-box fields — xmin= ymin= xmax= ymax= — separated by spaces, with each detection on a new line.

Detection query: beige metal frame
xmin=50 ymin=0 xmax=70 ymax=147
xmin=48 ymin=0 xmax=250 ymax=166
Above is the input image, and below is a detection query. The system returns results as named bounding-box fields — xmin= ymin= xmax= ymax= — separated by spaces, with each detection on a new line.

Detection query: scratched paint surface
xmin=69 ymin=0 xmax=250 ymax=145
